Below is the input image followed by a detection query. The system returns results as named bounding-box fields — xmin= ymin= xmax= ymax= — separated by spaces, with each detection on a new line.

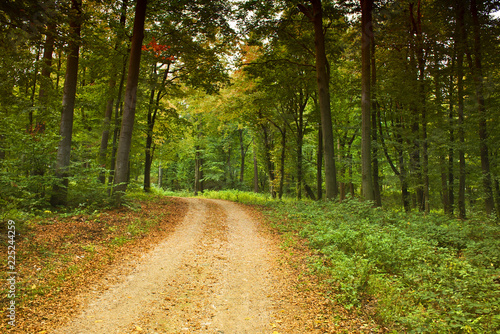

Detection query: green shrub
xmin=265 ymin=198 xmax=500 ymax=333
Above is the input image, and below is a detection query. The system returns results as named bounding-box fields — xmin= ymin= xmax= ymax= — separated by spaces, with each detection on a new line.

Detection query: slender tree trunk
xmin=194 ymin=145 xmax=202 ymax=195
xmin=317 ymin=124 xmax=323 ymax=200
xmin=370 ymin=18 xmax=382 ymax=206
xmin=158 ymin=162 xmax=162 ymax=188
xmin=299 ymin=0 xmax=337 ymax=199
xmin=113 ymin=0 xmax=147 ymax=201
xmin=38 ymin=23 xmax=55 ymax=117
xmin=448 ymin=59 xmax=455 ymax=215
xmin=239 ymin=129 xmax=245 ymax=184
xmin=408 ymin=2 xmax=424 ymax=212
xmin=456 ymin=1 xmax=467 ymax=219
xmin=296 ymin=111 xmax=304 ymax=200
xmin=144 ymin=84 xmax=155 ymax=193
xmin=495 ymin=177 xmax=500 ymax=219
xmin=98 ymin=0 xmax=128 ymax=184
xmin=108 ymin=57 xmax=127 ymax=188
xmin=360 ymin=0 xmax=375 ymax=201
xmin=29 ymin=48 xmax=41 ymax=128
xmin=278 ymin=127 xmax=286 ymax=199
xmin=415 ymin=1 xmax=429 ymax=213
xmin=338 ymin=137 xmax=346 ymax=201
xmin=261 ymin=122 xmax=276 ymax=198
xmin=50 ymin=0 xmax=81 ymax=206
xmin=253 ymin=140 xmax=259 ymax=193
xmin=470 ymin=0 xmax=494 ymax=215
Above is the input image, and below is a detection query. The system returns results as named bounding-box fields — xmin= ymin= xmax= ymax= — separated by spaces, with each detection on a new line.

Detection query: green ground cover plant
xmin=200 ymin=190 xmax=500 ymax=333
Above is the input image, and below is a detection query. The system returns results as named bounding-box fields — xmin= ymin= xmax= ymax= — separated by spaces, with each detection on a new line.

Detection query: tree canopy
xmin=1 ymin=0 xmax=499 ymax=217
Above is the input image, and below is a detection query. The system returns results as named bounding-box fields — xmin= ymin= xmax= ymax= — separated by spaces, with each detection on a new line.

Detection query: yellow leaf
xmin=31 ymin=284 xmax=36 ymax=290
xmin=95 ymin=320 xmax=103 ymax=323
xmin=135 ymin=325 xmax=143 ymax=331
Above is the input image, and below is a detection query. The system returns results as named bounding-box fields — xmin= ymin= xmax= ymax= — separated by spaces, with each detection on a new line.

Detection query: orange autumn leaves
xmin=142 ymin=37 xmax=175 ymax=62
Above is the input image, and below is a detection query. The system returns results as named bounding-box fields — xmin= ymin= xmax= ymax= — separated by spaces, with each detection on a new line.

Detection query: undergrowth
xmin=199 ymin=190 xmax=500 ymax=333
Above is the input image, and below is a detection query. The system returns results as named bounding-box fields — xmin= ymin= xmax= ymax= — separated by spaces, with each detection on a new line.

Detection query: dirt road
xmin=53 ymin=197 xmax=329 ymax=334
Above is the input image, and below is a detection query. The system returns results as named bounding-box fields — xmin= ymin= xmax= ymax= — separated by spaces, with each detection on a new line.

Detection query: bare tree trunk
xmin=239 ymin=129 xmax=245 ymax=184
xmin=38 ymin=22 xmax=55 ymax=115
xmin=317 ymin=124 xmax=323 ymax=200
xmin=360 ymin=0 xmax=375 ymax=202
xmin=253 ymin=140 xmax=259 ymax=193
xmin=108 ymin=57 xmax=127 ymax=189
xmin=261 ymin=122 xmax=276 ymax=198
xmin=50 ymin=0 xmax=81 ymax=206
xmin=415 ymin=1 xmax=430 ymax=213
xmin=278 ymin=127 xmax=286 ymax=199
xmin=296 ymin=103 xmax=305 ymax=200
xmin=370 ymin=24 xmax=382 ymax=207
xmin=456 ymin=0 xmax=467 ymax=219
xmin=470 ymin=0 xmax=495 ymax=215
xmin=448 ymin=59 xmax=455 ymax=215
xmin=113 ymin=0 xmax=147 ymax=201
xmin=299 ymin=0 xmax=337 ymax=199
xmin=194 ymin=145 xmax=202 ymax=195
xmin=98 ymin=0 xmax=128 ymax=184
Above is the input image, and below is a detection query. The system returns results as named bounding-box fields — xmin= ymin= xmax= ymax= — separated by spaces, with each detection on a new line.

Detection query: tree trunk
xmin=253 ymin=140 xmax=259 ymax=193
xmin=360 ymin=0 xmax=375 ymax=202
xmin=38 ymin=22 xmax=55 ymax=116
xmin=470 ymin=0 xmax=495 ymax=215
xmin=296 ymin=105 xmax=305 ymax=200
xmin=370 ymin=22 xmax=382 ymax=207
xmin=50 ymin=0 xmax=81 ymax=207
xmin=448 ymin=60 xmax=455 ymax=215
xmin=261 ymin=122 xmax=276 ymax=198
xmin=408 ymin=3 xmax=424 ymax=212
xmin=108 ymin=56 xmax=127 ymax=189
xmin=194 ymin=145 xmax=202 ymax=195
xmin=299 ymin=0 xmax=337 ymax=199
xmin=98 ymin=0 xmax=128 ymax=184
xmin=113 ymin=0 xmax=147 ymax=201
xmin=278 ymin=127 xmax=286 ymax=200
xmin=239 ymin=129 xmax=245 ymax=184
xmin=98 ymin=87 xmax=116 ymax=184
xmin=456 ymin=0 xmax=467 ymax=219
xmin=317 ymin=124 xmax=323 ymax=200
xmin=415 ymin=1 xmax=429 ymax=213
xmin=158 ymin=162 xmax=162 ymax=188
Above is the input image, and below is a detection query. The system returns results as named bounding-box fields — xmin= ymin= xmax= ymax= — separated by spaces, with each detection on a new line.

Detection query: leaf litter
xmin=1 ymin=196 xmax=385 ymax=333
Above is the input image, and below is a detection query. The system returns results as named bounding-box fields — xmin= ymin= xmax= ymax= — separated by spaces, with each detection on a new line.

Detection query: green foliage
xmin=200 ymin=189 xmax=275 ymax=205
xmin=258 ymin=197 xmax=500 ymax=333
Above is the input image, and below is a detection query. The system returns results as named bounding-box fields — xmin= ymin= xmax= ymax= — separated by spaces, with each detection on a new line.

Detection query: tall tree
xmin=98 ymin=0 xmax=128 ymax=184
xmin=455 ymin=0 xmax=467 ymax=219
xmin=113 ymin=0 xmax=147 ymax=200
xmin=360 ymin=0 xmax=375 ymax=201
xmin=50 ymin=0 xmax=82 ymax=206
xmin=298 ymin=0 xmax=338 ymax=199
xmin=470 ymin=0 xmax=495 ymax=215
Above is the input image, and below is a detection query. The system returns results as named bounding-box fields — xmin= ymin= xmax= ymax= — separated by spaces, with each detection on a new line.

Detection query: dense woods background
xmin=1 ymin=0 xmax=499 ymax=215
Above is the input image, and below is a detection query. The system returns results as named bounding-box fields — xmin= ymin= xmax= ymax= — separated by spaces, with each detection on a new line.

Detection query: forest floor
xmin=2 ymin=197 xmax=383 ymax=333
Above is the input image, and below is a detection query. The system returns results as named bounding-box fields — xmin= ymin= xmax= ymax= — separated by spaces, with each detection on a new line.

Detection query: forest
xmin=1 ymin=0 xmax=499 ymax=215
xmin=1 ymin=0 xmax=500 ymax=332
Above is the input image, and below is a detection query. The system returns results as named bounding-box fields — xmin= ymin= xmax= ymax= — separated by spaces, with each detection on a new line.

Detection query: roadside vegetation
xmin=198 ymin=189 xmax=500 ymax=333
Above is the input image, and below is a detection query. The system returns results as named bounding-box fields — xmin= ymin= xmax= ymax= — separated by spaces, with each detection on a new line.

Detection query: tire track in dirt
xmin=53 ymin=197 xmax=278 ymax=334
xmin=53 ymin=198 xmax=208 ymax=334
